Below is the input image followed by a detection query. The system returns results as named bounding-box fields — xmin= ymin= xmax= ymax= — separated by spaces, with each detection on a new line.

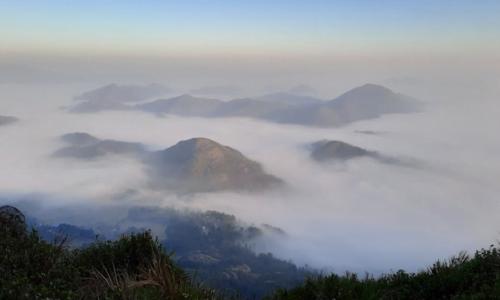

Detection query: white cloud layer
xmin=0 ymin=80 xmax=499 ymax=275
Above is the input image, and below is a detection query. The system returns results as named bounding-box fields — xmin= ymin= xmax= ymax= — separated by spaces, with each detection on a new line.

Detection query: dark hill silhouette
xmin=190 ymin=85 xmax=244 ymax=96
xmin=0 ymin=115 xmax=19 ymax=126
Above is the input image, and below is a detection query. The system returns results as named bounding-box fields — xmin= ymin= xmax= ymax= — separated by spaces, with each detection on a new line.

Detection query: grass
xmin=0 ymin=223 xmax=224 ymax=300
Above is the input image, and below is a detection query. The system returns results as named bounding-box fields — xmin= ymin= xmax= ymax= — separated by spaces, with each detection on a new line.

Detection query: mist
xmin=1 ymin=75 xmax=500 ymax=275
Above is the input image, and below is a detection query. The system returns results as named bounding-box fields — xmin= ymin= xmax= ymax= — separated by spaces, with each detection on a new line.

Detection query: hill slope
xmin=147 ymin=138 xmax=284 ymax=192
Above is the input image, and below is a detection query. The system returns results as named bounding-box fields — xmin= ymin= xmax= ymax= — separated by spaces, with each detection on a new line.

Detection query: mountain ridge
xmin=72 ymin=84 xmax=423 ymax=127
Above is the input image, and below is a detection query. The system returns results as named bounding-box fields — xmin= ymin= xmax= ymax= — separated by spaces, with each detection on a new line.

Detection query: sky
xmin=1 ymin=0 xmax=499 ymax=59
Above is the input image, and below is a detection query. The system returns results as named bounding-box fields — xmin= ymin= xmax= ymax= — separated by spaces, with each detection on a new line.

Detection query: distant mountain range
xmin=71 ymin=84 xmax=423 ymax=127
xmin=0 ymin=115 xmax=19 ymax=126
xmin=257 ymin=92 xmax=323 ymax=105
xmin=74 ymin=83 xmax=170 ymax=103
xmin=190 ymin=85 xmax=244 ymax=96
xmin=268 ymin=84 xmax=422 ymax=127
xmin=137 ymin=94 xmax=222 ymax=117
xmin=54 ymin=133 xmax=283 ymax=193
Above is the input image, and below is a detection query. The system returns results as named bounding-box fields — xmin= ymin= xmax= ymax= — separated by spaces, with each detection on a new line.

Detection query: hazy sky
xmin=1 ymin=0 xmax=499 ymax=59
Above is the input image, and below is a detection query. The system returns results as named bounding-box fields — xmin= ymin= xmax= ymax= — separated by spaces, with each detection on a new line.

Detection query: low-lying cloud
xmin=1 ymin=81 xmax=499 ymax=276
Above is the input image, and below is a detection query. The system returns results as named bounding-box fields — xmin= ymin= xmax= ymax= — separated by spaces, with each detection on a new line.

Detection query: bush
xmin=265 ymin=246 xmax=500 ymax=300
xmin=0 ymin=224 xmax=220 ymax=300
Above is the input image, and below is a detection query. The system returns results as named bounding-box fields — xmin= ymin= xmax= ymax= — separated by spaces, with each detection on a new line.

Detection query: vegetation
xmin=265 ymin=247 xmax=500 ymax=300
xmin=6 ymin=209 xmax=500 ymax=299
xmin=0 ymin=223 xmax=220 ymax=300
xmin=129 ymin=207 xmax=315 ymax=298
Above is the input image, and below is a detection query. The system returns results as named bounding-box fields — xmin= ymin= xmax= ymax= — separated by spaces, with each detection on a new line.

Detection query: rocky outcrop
xmin=0 ymin=205 xmax=27 ymax=235
xmin=232 ymin=264 xmax=251 ymax=273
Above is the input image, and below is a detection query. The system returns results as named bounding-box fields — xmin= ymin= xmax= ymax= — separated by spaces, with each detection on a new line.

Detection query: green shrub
xmin=266 ymin=246 xmax=500 ymax=300
xmin=0 ymin=225 xmax=220 ymax=300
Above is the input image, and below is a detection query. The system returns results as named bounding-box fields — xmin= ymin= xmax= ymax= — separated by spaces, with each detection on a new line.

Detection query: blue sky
xmin=1 ymin=0 xmax=499 ymax=57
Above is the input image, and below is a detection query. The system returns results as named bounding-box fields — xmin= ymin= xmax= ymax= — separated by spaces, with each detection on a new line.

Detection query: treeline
xmin=129 ymin=207 xmax=316 ymax=298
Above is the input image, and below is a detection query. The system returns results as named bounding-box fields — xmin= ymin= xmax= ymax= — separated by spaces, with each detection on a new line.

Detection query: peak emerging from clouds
xmin=310 ymin=140 xmax=375 ymax=162
xmin=190 ymin=85 xmax=244 ymax=96
xmin=147 ymin=137 xmax=284 ymax=193
xmin=53 ymin=133 xmax=284 ymax=194
xmin=74 ymin=83 xmax=170 ymax=103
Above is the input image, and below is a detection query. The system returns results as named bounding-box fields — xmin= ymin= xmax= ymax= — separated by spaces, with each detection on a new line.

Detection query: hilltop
xmin=147 ymin=138 xmax=284 ymax=192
